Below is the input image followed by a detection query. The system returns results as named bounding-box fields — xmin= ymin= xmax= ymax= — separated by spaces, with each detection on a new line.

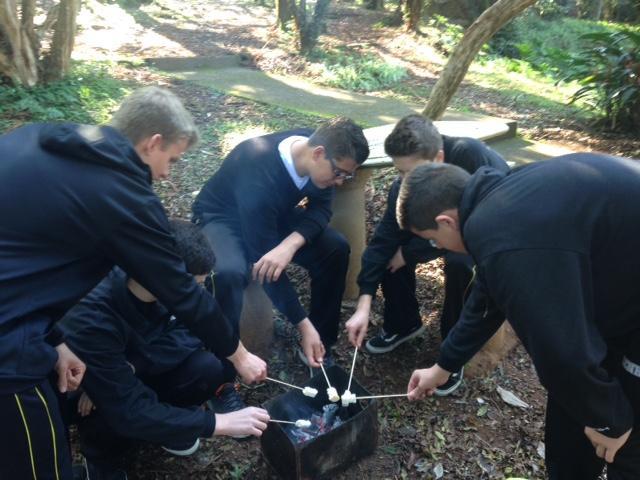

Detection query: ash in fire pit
xmin=261 ymin=365 xmax=378 ymax=480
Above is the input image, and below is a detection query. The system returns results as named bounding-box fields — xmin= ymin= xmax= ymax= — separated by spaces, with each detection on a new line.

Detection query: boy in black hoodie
xmin=346 ymin=115 xmax=507 ymax=396
xmin=0 ymin=87 xmax=268 ymax=480
xmin=61 ymin=220 xmax=268 ymax=479
xmin=397 ymin=157 xmax=640 ymax=480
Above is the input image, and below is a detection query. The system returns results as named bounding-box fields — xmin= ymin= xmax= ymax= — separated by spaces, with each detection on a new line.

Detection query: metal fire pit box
xmin=261 ymin=365 xmax=378 ymax=480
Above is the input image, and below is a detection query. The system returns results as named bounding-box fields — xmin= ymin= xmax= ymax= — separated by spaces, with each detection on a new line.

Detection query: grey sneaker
xmin=434 ymin=368 xmax=464 ymax=396
xmin=365 ymin=324 xmax=425 ymax=354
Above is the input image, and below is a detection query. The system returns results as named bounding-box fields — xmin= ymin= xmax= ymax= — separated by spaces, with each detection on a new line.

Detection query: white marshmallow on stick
xmin=265 ymin=377 xmax=318 ymax=398
xmin=302 ymin=386 xmax=318 ymax=398
xmin=327 ymin=387 xmax=340 ymax=403
xmin=341 ymin=390 xmax=357 ymax=407
xmin=270 ymin=419 xmax=312 ymax=428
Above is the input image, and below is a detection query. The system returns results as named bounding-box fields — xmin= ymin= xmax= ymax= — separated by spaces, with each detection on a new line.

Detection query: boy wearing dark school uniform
xmin=399 ymin=156 xmax=640 ymax=480
xmin=0 ymin=87 xmax=267 ymax=480
xmin=346 ymin=114 xmax=508 ymax=395
xmin=61 ymin=220 xmax=268 ymax=479
xmin=192 ymin=117 xmax=370 ymax=372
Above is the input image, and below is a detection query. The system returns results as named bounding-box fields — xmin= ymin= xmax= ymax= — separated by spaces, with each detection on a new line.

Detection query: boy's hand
xmin=253 ymin=244 xmax=295 ymax=284
xmin=584 ymin=426 xmax=632 ymax=463
xmin=214 ymin=407 xmax=270 ymax=437
xmin=387 ymin=247 xmax=406 ymax=274
xmin=345 ymin=309 xmax=370 ymax=348
xmin=228 ymin=342 xmax=267 ymax=384
xmin=407 ymin=364 xmax=451 ymax=401
xmin=77 ymin=392 xmax=95 ymax=417
xmin=298 ymin=318 xmax=325 ymax=367
xmin=54 ymin=343 xmax=86 ymax=393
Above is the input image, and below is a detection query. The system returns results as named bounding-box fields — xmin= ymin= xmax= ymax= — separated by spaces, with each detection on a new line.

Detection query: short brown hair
xmin=308 ymin=117 xmax=369 ymax=165
xmin=397 ymin=163 xmax=470 ymax=231
xmin=384 ymin=114 xmax=443 ymax=160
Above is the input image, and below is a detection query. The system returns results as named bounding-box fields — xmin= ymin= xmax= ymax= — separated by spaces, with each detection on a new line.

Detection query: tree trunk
xmin=422 ymin=0 xmax=537 ymax=120
xmin=403 ymin=0 xmax=423 ymax=32
xmin=295 ymin=0 xmax=331 ymax=53
xmin=42 ymin=0 xmax=79 ymax=82
xmin=276 ymin=0 xmax=294 ymax=30
xmin=0 ymin=0 xmax=38 ymax=86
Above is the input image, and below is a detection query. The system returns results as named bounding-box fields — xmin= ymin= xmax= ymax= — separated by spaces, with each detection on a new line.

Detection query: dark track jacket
xmin=357 ymin=135 xmax=509 ymax=296
xmin=59 ymin=270 xmax=215 ymax=444
xmin=192 ymin=129 xmax=333 ymax=324
xmin=0 ymin=123 xmax=237 ymax=394
xmin=440 ymin=153 xmax=640 ymax=437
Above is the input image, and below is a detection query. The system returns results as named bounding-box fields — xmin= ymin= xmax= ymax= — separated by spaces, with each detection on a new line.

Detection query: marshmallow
xmin=295 ymin=419 xmax=312 ymax=428
xmin=302 ymin=386 xmax=318 ymax=398
xmin=327 ymin=387 xmax=340 ymax=402
xmin=341 ymin=390 xmax=357 ymax=407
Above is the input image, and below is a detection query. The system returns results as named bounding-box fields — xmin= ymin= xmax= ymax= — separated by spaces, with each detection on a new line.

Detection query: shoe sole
xmin=365 ymin=325 xmax=426 ymax=354
xmin=434 ymin=373 xmax=464 ymax=397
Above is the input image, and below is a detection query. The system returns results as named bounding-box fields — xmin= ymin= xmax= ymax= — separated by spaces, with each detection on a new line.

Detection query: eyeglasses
xmin=196 ymin=271 xmax=216 ymax=294
xmin=327 ymin=157 xmax=356 ymax=181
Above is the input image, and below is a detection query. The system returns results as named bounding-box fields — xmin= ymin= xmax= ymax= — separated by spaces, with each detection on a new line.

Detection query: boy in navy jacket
xmin=398 ymin=156 xmax=640 ymax=479
xmin=60 ymin=220 xmax=269 ymax=479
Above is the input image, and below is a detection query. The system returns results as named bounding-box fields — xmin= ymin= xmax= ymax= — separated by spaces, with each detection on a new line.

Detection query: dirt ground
xmin=67 ymin=1 xmax=630 ymax=478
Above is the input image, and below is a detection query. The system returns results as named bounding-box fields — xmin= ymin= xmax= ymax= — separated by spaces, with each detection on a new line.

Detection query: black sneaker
xmin=207 ymin=383 xmax=250 ymax=439
xmin=82 ymin=457 xmax=128 ymax=480
xmin=365 ymin=324 xmax=425 ymax=354
xmin=297 ymin=348 xmax=335 ymax=378
xmin=434 ymin=368 xmax=464 ymax=396
xmin=207 ymin=383 xmax=247 ymax=414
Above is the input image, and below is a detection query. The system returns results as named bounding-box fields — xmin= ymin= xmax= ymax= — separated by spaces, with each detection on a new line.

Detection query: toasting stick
xmin=319 ymin=363 xmax=340 ymax=402
xmin=356 ymin=393 xmax=408 ymax=400
xmin=270 ymin=419 xmax=312 ymax=428
xmin=265 ymin=377 xmax=318 ymax=398
xmin=341 ymin=347 xmax=358 ymax=407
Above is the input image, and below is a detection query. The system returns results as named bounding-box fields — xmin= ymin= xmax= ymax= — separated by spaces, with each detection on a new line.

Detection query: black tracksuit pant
xmin=0 ymin=379 xmax=74 ymax=480
xmin=77 ymin=350 xmax=234 ymax=469
xmin=202 ymin=221 xmax=349 ymax=348
xmin=545 ymin=356 xmax=640 ymax=480
xmin=380 ymin=251 xmax=474 ymax=341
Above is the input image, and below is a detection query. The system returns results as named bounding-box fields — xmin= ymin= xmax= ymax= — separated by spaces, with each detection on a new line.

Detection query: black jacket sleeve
xmin=437 ymin=269 xmax=504 ymax=372
xmin=357 ymin=179 xmax=441 ymax=296
xmin=483 ymin=249 xmax=634 ymax=438
xmin=67 ymin=307 xmax=215 ymax=446
xmin=103 ymin=200 xmax=239 ymax=358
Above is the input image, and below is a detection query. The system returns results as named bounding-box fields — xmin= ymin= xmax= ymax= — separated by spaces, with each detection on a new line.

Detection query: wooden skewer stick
xmin=319 ymin=362 xmax=333 ymax=388
xmin=347 ymin=346 xmax=358 ymax=392
xmin=269 ymin=419 xmax=298 ymax=425
xmin=356 ymin=393 xmax=408 ymax=400
xmin=265 ymin=376 xmax=303 ymax=391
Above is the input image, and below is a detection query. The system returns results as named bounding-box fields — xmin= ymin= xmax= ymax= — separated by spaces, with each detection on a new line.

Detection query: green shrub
xmin=314 ymin=50 xmax=408 ymax=92
xmin=0 ymin=62 xmax=133 ymax=133
xmin=561 ymin=30 xmax=640 ymax=131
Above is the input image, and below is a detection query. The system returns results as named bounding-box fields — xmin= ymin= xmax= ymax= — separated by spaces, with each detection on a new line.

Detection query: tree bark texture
xmin=42 ymin=0 xmax=79 ymax=82
xmin=403 ymin=0 xmax=424 ymax=31
xmin=422 ymin=0 xmax=537 ymax=120
xmin=294 ymin=0 xmax=331 ymax=53
xmin=0 ymin=0 xmax=38 ymax=85
xmin=276 ymin=0 xmax=294 ymax=30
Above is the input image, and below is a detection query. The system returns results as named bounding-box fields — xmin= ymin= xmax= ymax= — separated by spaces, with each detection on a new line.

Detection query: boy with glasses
xmin=60 ymin=220 xmax=270 ymax=480
xmin=192 ymin=117 xmax=369 ymax=372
